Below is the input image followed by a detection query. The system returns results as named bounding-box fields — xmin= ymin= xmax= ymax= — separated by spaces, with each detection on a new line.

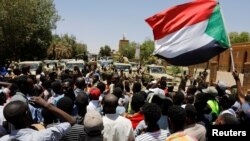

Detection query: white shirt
xmin=0 ymin=122 xmax=71 ymax=141
xmin=0 ymin=106 xmax=6 ymax=135
xmin=103 ymin=114 xmax=134 ymax=141
xmin=0 ymin=106 xmax=4 ymax=126
xmin=87 ymin=100 xmax=100 ymax=112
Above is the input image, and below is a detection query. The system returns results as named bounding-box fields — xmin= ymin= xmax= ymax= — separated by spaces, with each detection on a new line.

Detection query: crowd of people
xmin=0 ymin=63 xmax=249 ymax=141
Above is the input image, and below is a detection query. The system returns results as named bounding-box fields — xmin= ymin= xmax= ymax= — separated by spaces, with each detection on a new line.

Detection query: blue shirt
xmin=0 ymin=122 xmax=71 ymax=141
xmin=242 ymin=103 xmax=250 ymax=118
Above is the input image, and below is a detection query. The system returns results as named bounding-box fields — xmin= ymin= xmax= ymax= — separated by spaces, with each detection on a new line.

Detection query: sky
xmin=54 ymin=0 xmax=250 ymax=54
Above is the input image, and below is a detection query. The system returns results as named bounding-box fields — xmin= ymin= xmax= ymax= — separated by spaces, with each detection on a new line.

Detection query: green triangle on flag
xmin=205 ymin=4 xmax=230 ymax=48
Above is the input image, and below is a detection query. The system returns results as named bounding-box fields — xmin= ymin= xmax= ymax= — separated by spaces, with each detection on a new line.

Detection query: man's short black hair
xmin=132 ymin=82 xmax=141 ymax=93
xmin=57 ymin=97 xmax=74 ymax=115
xmin=76 ymin=91 xmax=89 ymax=104
xmin=131 ymin=93 xmax=145 ymax=112
xmin=186 ymin=94 xmax=194 ymax=104
xmin=51 ymin=80 xmax=62 ymax=94
xmin=187 ymin=85 xmax=197 ymax=95
xmin=21 ymin=65 xmax=30 ymax=74
xmin=168 ymin=105 xmax=186 ymax=132
xmin=114 ymin=83 xmax=124 ymax=91
xmin=63 ymin=78 xmax=74 ymax=88
xmin=17 ymin=75 xmax=29 ymax=94
xmin=173 ymin=91 xmax=184 ymax=106
xmin=75 ymin=92 xmax=89 ymax=119
xmin=49 ymin=72 xmax=57 ymax=79
xmin=151 ymin=94 xmax=173 ymax=116
xmin=113 ymin=87 xmax=123 ymax=99
xmin=159 ymin=80 xmax=167 ymax=88
xmin=13 ymin=68 xmax=21 ymax=75
xmin=220 ymin=94 xmax=236 ymax=110
xmin=138 ymin=91 xmax=148 ymax=102
xmin=97 ymin=82 xmax=106 ymax=93
xmin=142 ymin=103 xmax=161 ymax=125
xmin=8 ymin=83 xmax=19 ymax=97
xmin=75 ymin=77 xmax=86 ymax=89
xmin=185 ymin=104 xmax=197 ymax=119
xmin=4 ymin=101 xmax=30 ymax=128
xmin=36 ymin=66 xmax=43 ymax=74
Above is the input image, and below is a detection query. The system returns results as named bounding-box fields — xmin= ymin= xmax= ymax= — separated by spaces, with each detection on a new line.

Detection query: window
xmin=114 ymin=65 xmax=131 ymax=72
xmin=150 ymin=67 xmax=166 ymax=73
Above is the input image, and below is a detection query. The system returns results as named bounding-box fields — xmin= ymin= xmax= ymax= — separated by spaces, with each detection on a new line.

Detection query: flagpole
xmin=229 ymin=48 xmax=235 ymax=71
xmin=217 ymin=0 xmax=235 ymax=72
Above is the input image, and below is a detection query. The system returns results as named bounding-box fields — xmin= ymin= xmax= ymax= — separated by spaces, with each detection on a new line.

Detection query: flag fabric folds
xmin=145 ymin=1 xmax=230 ymax=66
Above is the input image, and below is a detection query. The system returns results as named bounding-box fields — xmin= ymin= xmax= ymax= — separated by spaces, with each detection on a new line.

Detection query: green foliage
xmin=170 ymin=66 xmax=181 ymax=75
xmin=239 ymin=32 xmax=250 ymax=42
xmin=145 ymin=56 xmax=157 ymax=64
xmin=229 ymin=32 xmax=250 ymax=44
xmin=126 ymin=42 xmax=137 ymax=59
xmin=75 ymin=43 xmax=87 ymax=55
xmin=0 ymin=0 xmax=59 ymax=62
xmin=99 ymin=45 xmax=111 ymax=57
xmin=119 ymin=41 xmax=139 ymax=60
xmin=47 ymin=34 xmax=87 ymax=59
xmin=114 ymin=39 xmax=154 ymax=64
xmin=140 ymin=39 xmax=155 ymax=63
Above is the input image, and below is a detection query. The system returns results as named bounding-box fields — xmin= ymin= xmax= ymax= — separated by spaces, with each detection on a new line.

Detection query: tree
xmin=47 ymin=40 xmax=72 ymax=59
xmin=229 ymin=32 xmax=239 ymax=44
xmin=170 ymin=66 xmax=181 ymax=75
xmin=146 ymin=56 xmax=158 ymax=64
xmin=47 ymin=34 xmax=87 ymax=59
xmin=99 ymin=45 xmax=111 ymax=57
xmin=127 ymin=42 xmax=137 ymax=59
xmin=75 ymin=43 xmax=87 ymax=55
xmin=239 ymin=32 xmax=250 ymax=43
xmin=140 ymin=39 xmax=155 ymax=64
xmin=0 ymin=0 xmax=59 ymax=63
xmin=119 ymin=41 xmax=138 ymax=60
xmin=229 ymin=32 xmax=250 ymax=44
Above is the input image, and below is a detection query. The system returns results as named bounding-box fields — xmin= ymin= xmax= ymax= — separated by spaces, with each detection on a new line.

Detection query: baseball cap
xmin=89 ymin=88 xmax=101 ymax=100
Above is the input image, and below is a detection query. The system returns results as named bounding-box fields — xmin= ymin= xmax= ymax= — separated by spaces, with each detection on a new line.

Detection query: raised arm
xmin=31 ymin=96 xmax=76 ymax=126
xmin=232 ymin=71 xmax=245 ymax=104
xmin=0 ymin=81 xmax=12 ymax=87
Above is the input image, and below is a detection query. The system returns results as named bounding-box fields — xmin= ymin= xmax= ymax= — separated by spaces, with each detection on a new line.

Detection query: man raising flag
xmin=145 ymin=0 xmax=230 ymax=66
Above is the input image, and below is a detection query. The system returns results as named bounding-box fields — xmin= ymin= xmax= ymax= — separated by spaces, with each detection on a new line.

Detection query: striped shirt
xmin=135 ymin=129 xmax=170 ymax=141
xmin=60 ymin=124 xmax=85 ymax=141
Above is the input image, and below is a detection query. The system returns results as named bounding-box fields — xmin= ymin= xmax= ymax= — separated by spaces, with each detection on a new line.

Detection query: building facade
xmin=118 ymin=35 xmax=129 ymax=53
xmin=198 ymin=42 xmax=250 ymax=73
